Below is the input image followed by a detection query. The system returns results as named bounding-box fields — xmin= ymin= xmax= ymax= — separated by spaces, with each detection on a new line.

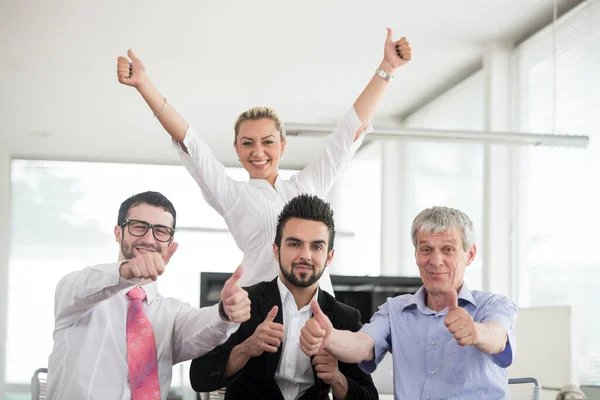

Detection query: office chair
xmin=199 ymin=388 xmax=226 ymax=400
xmin=509 ymin=377 xmax=542 ymax=400
xmin=31 ymin=367 xmax=48 ymax=400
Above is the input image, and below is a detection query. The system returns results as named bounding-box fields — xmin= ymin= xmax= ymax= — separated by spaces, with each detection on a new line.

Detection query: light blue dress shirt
xmin=360 ymin=283 xmax=517 ymax=400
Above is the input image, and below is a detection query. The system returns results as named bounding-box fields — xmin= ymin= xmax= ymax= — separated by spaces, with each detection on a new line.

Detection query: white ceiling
xmin=0 ymin=0 xmax=581 ymax=168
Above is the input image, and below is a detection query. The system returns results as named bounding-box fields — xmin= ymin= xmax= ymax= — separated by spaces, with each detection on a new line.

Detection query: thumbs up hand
xmin=240 ymin=306 xmax=284 ymax=358
xmin=220 ymin=265 xmax=251 ymax=323
xmin=117 ymin=49 xmax=148 ymax=88
xmin=300 ymin=300 xmax=333 ymax=356
xmin=443 ymin=289 xmax=478 ymax=346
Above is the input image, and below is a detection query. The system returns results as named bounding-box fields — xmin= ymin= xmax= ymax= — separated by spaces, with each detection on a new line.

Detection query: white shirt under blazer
xmin=176 ymin=107 xmax=372 ymax=295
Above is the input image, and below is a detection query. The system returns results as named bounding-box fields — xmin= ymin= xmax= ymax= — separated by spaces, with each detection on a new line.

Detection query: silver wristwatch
xmin=375 ymin=68 xmax=394 ymax=82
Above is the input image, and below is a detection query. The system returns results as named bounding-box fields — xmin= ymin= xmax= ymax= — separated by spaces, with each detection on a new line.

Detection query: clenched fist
xmin=119 ymin=243 xmax=178 ymax=281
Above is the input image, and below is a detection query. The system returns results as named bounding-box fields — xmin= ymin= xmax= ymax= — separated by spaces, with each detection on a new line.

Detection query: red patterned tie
xmin=126 ymin=287 xmax=160 ymax=400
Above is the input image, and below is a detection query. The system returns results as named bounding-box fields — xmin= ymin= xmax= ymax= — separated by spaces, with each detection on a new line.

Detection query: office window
xmin=403 ymin=71 xmax=485 ymax=289
xmin=515 ymin=0 xmax=600 ymax=384
xmin=326 ymin=141 xmax=382 ymax=276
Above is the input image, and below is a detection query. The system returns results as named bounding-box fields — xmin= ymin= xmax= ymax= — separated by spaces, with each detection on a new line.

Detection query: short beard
xmin=279 ymin=259 xmax=325 ymax=288
xmin=120 ymin=235 xmax=161 ymax=261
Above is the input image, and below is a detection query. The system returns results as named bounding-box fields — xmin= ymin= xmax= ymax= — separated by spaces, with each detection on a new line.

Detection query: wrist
xmin=323 ymin=329 xmax=335 ymax=352
xmin=118 ymin=260 xmax=130 ymax=279
xmin=330 ymin=373 xmax=348 ymax=398
xmin=218 ymin=300 xmax=231 ymax=322
xmin=378 ymin=59 xmax=397 ymax=76
xmin=235 ymin=342 xmax=253 ymax=362
xmin=473 ymin=322 xmax=484 ymax=345
xmin=330 ymin=370 xmax=345 ymax=386
xmin=135 ymin=78 xmax=154 ymax=93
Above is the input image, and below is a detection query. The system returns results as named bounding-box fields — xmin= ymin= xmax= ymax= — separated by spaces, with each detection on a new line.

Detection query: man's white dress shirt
xmin=273 ymin=277 xmax=319 ymax=400
xmin=47 ymin=262 xmax=238 ymax=400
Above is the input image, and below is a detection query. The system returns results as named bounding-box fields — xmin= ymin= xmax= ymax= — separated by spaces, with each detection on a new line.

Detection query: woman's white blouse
xmin=176 ymin=107 xmax=372 ymax=295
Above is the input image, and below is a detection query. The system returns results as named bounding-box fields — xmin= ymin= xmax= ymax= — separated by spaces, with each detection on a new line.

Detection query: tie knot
xmin=127 ymin=287 xmax=146 ymax=302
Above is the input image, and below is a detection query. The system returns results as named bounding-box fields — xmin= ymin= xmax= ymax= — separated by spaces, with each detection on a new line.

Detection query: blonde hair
xmin=234 ymin=107 xmax=286 ymax=141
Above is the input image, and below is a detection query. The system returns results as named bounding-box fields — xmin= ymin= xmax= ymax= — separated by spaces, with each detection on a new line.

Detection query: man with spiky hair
xmin=190 ymin=194 xmax=377 ymax=400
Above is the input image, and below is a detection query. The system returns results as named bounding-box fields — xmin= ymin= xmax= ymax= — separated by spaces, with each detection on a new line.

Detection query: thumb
xmin=224 ymin=265 xmax=243 ymax=292
xmin=311 ymin=300 xmax=328 ymax=326
xmin=265 ymin=306 xmax=278 ymax=322
xmin=448 ymin=289 xmax=459 ymax=311
xmin=127 ymin=49 xmax=139 ymax=62
xmin=386 ymin=27 xmax=393 ymax=42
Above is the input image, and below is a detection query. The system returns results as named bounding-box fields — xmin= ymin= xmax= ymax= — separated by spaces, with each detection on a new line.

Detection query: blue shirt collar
xmin=402 ymin=282 xmax=477 ymax=314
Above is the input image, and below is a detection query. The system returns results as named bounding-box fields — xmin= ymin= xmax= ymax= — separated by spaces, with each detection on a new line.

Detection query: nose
xmin=253 ymin=143 xmax=266 ymax=157
xmin=141 ymin=227 xmax=158 ymax=243
xmin=299 ymin=244 xmax=312 ymax=261
xmin=431 ymin=249 xmax=444 ymax=267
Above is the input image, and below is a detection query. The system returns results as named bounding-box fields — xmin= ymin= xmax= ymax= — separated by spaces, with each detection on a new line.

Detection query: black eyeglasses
xmin=120 ymin=219 xmax=175 ymax=242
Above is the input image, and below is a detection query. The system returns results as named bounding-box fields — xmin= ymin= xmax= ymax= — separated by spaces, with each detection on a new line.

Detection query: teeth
xmin=251 ymin=160 xmax=268 ymax=165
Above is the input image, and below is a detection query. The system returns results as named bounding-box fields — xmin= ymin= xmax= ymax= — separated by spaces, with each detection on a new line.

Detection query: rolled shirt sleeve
xmin=359 ymin=301 xmax=392 ymax=374
xmin=480 ymin=295 xmax=518 ymax=368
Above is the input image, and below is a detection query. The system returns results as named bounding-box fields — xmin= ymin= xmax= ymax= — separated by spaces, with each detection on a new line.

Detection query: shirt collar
xmin=402 ymin=282 xmax=477 ymax=314
xmin=276 ymin=276 xmax=318 ymax=312
xmin=249 ymin=175 xmax=281 ymax=189
xmin=120 ymin=280 xmax=158 ymax=304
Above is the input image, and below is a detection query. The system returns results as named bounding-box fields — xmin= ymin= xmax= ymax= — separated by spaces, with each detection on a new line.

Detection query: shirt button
xmin=430 ymin=370 xmax=436 ymax=375
xmin=431 ymin=341 xmax=436 ymax=346
xmin=287 ymin=363 xmax=292 ymax=368
xmin=426 ymin=397 xmax=431 ymax=400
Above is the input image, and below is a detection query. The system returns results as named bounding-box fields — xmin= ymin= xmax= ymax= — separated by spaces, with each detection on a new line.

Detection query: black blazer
xmin=190 ymin=278 xmax=378 ymax=400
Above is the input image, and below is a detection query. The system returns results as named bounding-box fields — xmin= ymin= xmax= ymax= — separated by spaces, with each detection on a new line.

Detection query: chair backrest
xmin=509 ymin=377 xmax=542 ymax=400
xmin=199 ymin=388 xmax=226 ymax=400
xmin=31 ymin=367 xmax=48 ymax=400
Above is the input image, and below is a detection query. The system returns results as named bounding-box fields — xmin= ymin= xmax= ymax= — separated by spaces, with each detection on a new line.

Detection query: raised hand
xmin=300 ymin=300 xmax=333 ymax=356
xmin=444 ymin=289 xmax=478 ymax=346
xmin=241 ymin=306 xmax=284 ymax=357
xmin=117 ymin=49 xmax=148 ymax=88
xmin=119 ymin=242 xmax=178 ymax=281
xmin=383 ymin=28 xmax=412 ymax=69
xmin=220 ymin=265 xmax=251 ymax=323
xmin=312 ymin=349 xmax=343 ymax=385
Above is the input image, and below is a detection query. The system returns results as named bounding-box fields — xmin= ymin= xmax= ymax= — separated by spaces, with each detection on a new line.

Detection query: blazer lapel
xmin=260 ymin=278 xmax=284 ymax=379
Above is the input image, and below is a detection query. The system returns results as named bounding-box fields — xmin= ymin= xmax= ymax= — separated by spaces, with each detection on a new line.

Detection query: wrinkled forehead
xmin=416 ymin=229 xmax=462 ymax=246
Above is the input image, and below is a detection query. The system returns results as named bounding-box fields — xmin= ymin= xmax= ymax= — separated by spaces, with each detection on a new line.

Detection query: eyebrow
xmin=285 ymin=237 xmax=327 ymax=245
xmin=418 ymin=239 xmax=457 ymax=246
xmin=240 ymin=134 xmax=276 ymax=141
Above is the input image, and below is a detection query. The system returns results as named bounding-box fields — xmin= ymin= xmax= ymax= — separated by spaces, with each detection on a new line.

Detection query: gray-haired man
xmin=300 ymin=206 xmax=518 ymax=400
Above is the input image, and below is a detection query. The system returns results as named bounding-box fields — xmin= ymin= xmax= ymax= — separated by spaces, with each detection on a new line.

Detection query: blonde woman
xmin=117 ymin=29 xmax=411 ymax=295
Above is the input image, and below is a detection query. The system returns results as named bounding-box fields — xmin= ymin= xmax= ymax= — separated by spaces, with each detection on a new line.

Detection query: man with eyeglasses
xmin=47 ymin=191 xmax=251 ymax=400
